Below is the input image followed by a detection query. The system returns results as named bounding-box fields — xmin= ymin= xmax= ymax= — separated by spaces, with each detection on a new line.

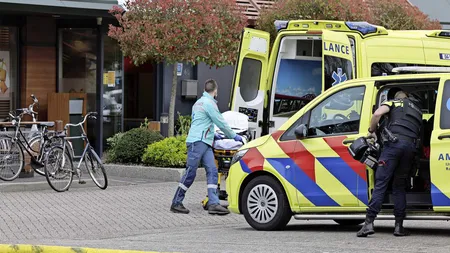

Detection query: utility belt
xmin=394 ymin=134 xmax=417 ymax=145
xmin=381 ymin=127 xmax=419 ymax=148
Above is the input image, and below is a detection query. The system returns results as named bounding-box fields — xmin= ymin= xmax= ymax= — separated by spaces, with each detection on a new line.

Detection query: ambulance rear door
xmin=430 ymin=77 xmax=450 ymax=212
xmin=322 ymin=30 xmax=356 ymax=91
xmin=230 ymin=28 xmax=270 ymax=139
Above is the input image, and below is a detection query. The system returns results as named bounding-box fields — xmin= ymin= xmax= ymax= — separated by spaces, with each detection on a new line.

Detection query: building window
xmin=0 ymin=26 xmax=18 ymax=120
xmin=58 ymin=28 xmax=98 ymax=151
xmin=239 ymin=58 xmax=261 ymax=102
xmin=102 ymin=35 xmax=123 ymax=149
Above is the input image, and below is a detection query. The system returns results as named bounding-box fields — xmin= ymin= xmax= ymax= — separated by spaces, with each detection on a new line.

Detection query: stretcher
xmin=201 ymin=111 xmax=251 ymax=210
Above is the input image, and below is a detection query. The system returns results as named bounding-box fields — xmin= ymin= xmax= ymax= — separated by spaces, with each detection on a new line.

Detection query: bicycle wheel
xmin=0 ymin=137 xmax=24 ymax=181
xmin=84 ymin=147 xmax=108 ymax=189
xmin=44 ymin=145 xmax=73 ymax=192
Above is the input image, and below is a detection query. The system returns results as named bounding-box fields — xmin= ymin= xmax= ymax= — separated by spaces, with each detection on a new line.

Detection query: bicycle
xmin=0 ymin=98 xmax=59 ymax=181
xmin=44 ymin=112 xmax=108 ymax=192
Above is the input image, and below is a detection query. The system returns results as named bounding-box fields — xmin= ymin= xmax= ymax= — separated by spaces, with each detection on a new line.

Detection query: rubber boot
xmin=356 ymin=216 xmax=375 ymax=237
xmin=393 ymin=217 xmax=410 ymax=236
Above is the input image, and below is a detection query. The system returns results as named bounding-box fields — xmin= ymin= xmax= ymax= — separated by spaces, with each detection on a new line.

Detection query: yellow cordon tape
xmin=0 ymin=244 xmax=173 ymax=253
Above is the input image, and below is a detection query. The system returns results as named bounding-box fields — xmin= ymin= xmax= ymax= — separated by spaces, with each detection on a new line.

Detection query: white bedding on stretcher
xmin=213 ymin=139 xmax=244 ymax=150
xmin=212 ymin=111 xmax=249 ymax=150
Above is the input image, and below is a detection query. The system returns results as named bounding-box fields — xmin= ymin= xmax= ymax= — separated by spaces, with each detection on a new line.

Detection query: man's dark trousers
xmin=367 ymin=139 xmax=417 ymax=219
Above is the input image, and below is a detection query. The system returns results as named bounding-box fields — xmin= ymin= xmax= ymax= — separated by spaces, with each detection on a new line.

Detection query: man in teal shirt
xmin=171 ymin=79 xmax=243 ymax=215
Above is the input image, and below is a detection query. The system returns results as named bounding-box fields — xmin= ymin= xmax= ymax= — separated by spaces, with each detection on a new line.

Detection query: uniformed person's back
xmin=357 ymin=89 xmax=422 ymax=237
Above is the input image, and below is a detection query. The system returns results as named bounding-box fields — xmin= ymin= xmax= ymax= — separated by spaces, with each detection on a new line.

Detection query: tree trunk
xmin=168 ymin=64 xmax=178 ymax=137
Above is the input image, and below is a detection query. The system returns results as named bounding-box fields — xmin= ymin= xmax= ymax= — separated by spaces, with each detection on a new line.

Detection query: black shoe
xmin=208 ymin=204 xmax=230 ymax=215
xmin=394 ymin=218 xmax=410 ymax=236
xmin=170 ymin=204 xmax=190 ymax=214
xmin=357 ymin=216 xmax=375 ymax=237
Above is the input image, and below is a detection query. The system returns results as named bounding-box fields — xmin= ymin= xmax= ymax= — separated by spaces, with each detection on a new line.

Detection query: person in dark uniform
xmin=357 ymin=88 xmax=423 ymax=237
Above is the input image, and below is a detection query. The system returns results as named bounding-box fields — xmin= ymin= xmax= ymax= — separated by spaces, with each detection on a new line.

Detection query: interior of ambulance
xmin=375 ymin=79 xmax=439 ymax=211
xmin=271 ymin=35 xmax=354 ymax=122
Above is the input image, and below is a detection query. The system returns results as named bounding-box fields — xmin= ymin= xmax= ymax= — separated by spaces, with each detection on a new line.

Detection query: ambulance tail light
xmin=274 ymin=20 xmax=289 ymax=32
xmin=231 ymin=149 xmax=249 ymax=166
xmin=345 ymin=21 xmax=377 ymax=35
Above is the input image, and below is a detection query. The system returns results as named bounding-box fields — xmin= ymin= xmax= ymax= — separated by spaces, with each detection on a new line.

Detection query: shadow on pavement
xmin=235 ymin=223 xmax=450 ymax=236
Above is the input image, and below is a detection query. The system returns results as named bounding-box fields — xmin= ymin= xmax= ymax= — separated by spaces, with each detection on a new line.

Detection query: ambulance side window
xmin=308 ymin=86 xmax=365 ymax=137
xmin=239 ymin=58 xmax=262 ymax=102
xmin=280 ymin=111 xmax=311 ymax=141
xmin=324 ymin=56 xmax=353 ymax=90
xmin=440 ymin=80 xmax=450 ymax=129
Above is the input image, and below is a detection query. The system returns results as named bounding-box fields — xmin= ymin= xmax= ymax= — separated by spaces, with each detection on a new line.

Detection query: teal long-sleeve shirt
xmin=186 ymin=91 xmax=236 ymax=146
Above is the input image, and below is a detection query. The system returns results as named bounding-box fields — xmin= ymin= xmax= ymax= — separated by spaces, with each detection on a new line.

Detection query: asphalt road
xmin=1 ymin=180 xmax=450 ymax=253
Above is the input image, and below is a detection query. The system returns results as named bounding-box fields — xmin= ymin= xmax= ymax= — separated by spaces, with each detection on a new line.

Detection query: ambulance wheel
xmin=333 ymin=219 xmax=364 ymax=226
xmin=242 ymin=175 xmax=292 ymax=231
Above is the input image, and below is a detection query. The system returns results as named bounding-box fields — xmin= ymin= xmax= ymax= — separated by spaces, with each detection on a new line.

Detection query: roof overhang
xmin=0 ymin=0 xmax=118 ymax=18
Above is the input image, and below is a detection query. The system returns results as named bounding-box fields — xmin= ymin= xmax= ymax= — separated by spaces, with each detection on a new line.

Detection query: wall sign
xmin=0 ymin=51 xmax=10 ymax=96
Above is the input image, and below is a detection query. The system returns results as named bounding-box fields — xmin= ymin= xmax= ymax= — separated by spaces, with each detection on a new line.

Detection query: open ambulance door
xmin=322 ymin=30 xmax=355 ymax=91
xmin=230 ymin=28 xmax=270 ymax=139
xmin=430 ymin=78 xmax=450 ymax=212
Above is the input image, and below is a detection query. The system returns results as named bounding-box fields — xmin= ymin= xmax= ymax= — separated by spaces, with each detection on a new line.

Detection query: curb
xmin=0 ymin=181 xmax=52 ymax=192
xmin=0 ymin=165 xmax=207 ymax=193
xmin=0 ymin=244 xmax=170 ymax=253
xmin=104 ymin=164 xmax=206 ymax=182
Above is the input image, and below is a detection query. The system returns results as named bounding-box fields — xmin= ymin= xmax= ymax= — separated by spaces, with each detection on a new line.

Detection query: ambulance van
xmin=229 ymin=20 xmax=450 ymax=139
xmin=226 ymin=69 xmax=450 ymax=230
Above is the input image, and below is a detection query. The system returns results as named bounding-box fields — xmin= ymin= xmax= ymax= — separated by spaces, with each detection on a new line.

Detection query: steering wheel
xmin=333 ymin=113 xmax=348 ymax=121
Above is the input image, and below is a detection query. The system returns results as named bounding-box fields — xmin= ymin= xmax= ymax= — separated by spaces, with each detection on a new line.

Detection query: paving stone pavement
xmin=3 ymin=181 xmax=450 ymax=253
xmin=0 ymin=180 xmax=244 ymax=243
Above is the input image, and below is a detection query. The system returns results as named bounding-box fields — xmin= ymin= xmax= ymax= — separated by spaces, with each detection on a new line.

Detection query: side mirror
xmin=294 ymin=124 xmax=308 ymax=139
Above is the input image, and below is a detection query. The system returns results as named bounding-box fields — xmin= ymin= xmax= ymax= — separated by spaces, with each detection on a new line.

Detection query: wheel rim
xmin=247 ymin=184 xmax=278 ymax=224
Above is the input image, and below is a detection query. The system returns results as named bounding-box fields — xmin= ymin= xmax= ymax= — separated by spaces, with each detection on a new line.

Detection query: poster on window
xmin=0 ymin=51 xmax=10 ymax=97
xmin=273 ymin=59 xmax=321 ymax=117
xmin=276 ymin=59 xmax=321 ymax=100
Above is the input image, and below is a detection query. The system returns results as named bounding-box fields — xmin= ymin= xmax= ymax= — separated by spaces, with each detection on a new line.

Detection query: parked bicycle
xmin=0 ymin=95 xmax=61 ymax=180
xmin=44 ymin=112 xmax=108 ymax=192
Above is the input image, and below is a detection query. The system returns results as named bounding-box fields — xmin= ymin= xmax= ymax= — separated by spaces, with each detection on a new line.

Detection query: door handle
xmin=438 ymin=134 xmax=450 ymax=140
xmin=343 ymin=139 xmax=354 ymax=144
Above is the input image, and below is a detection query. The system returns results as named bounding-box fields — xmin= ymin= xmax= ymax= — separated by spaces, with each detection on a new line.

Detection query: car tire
xmin=333 ymin=219 xmax=365 ymax=226
xmin=242 ymin=175 xmax=292 ymax=231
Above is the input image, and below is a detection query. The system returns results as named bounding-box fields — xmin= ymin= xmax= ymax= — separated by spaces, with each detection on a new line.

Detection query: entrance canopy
xmin=0 ymin=0 xmax=118 ymax=17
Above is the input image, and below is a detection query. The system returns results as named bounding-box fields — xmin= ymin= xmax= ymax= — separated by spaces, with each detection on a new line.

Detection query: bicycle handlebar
xmin=11 ymin=94 xmax=39 ymax=121
xmin=64 ymin=112 xmax=98 ymax=129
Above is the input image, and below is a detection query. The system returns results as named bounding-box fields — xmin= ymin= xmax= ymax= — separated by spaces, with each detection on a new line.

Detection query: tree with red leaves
xmin=109 ymin=0 xmax=247 ymax=137
xmin=258 ymin=0 xmax=441 ymax=42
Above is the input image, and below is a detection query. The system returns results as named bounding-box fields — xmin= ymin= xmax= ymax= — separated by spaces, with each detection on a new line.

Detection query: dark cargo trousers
xmin=172 ymin=141 xmax=220 ymax=206
xmin=367 ymin=139 xmax=417 ymax=219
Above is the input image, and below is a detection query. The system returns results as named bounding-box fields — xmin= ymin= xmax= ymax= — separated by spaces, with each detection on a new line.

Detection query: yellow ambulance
xmin=229 ymin=20 xmax=450 ymax=139
xmin=226 ymin=69 xmax=450 ymax=230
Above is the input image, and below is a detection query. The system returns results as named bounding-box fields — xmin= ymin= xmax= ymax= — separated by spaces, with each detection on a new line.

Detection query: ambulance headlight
xmin=345 ymin=21 xmax=377 ymax=35
xmin=231 ymin=149 xmax=248 ymax=166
